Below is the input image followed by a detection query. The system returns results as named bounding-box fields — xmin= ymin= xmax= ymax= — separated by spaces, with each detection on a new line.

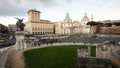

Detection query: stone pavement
xmin=0 ymin=50 xmax=8 ymax=68
xmin=10 ymin=50 xmax=25 ymax=68
xmin=0 ymin=47 xmax=10 ymax=68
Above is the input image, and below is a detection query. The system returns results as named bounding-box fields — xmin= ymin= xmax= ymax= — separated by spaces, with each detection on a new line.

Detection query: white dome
xmin=63 ymin=13 xmax=72 ymax=23
xmin=81 ymin=13 xmax=90 ymax=23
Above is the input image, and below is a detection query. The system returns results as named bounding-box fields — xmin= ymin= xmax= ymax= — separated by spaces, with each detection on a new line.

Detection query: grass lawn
xmin=90 ymin=46 xmax=96 ymax=57
xmin=24 ymin=45 xmax=96 ymax=68
xmin=0 ymin=34 xmax=9 ymax=39
xmin=0 ymin=39 xmax=4 ymax=43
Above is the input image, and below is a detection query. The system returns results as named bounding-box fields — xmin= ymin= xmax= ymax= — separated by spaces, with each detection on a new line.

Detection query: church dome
xmin=81 ymin=13 xmax=90 ymax=23
xmin=63 ymin=13 xmax=72 ymax=23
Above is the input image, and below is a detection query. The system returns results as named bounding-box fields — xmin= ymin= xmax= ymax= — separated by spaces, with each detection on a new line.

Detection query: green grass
xmin=24 ymin=45 xmax=96 ymax=68
xmin=0 ymin=34 xmax=9 ymax=39
xmin=90 ymin=46 xmax=96 ymax=57
xmin=77 ymin=45 xmax=88 ymax=49
xmin=0 ymin=39 xmax=4 ymax=43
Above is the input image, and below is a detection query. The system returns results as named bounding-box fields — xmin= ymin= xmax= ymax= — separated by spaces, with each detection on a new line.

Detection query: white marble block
xmin=15 ymin=31 xmax=26 ymax=50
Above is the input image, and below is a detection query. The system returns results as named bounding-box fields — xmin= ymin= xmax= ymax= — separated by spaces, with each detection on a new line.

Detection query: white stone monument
xmin=14 ymin=17 xmax=26 ymax=50
xmin=15 ymin=31 xmax=26 ymax=50
xmin=77 ymin=46 xmax=91 ymax=58
xmin=96 ymin=43 xmax=111 ymax=59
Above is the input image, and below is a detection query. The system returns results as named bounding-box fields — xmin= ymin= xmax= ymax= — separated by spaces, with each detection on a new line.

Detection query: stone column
xmin=88 ymin=46 xmax=91 ymax=57
xmin=96 ymin=45 xmax=100 ymax=58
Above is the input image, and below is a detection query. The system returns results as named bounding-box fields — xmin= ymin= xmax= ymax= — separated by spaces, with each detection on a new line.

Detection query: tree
xmin=104 ymin=23 xmax=112 ymax=27
xmin=87 ymin=21 xmax=103 ymax=33
xmin=113 ymin=22 xmax=120 ymax=26
xmin=87 ymin=21 xmax=103 ymax=26
xmin=87 ymin=21 xmax=96 ymax=26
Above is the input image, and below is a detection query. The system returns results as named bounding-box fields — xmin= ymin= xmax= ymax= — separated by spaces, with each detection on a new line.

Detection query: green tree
xmin=104 ymin=23 xmax=112 ymax=27
xmin=87 ymin=21 xmax=96 ymax=26
xmin=114 ymin=22 xmax=120 ymax=26
xmin=87 ymin=21 xmax=103 ymax=26
xmin=87 ymin=21 xmax=103 ymax=33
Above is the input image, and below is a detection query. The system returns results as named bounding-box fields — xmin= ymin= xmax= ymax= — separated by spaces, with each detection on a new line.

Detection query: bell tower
xmin=91 ymin=14 xmax=94 ymax=21
xmin=28 ymin=9 xmax=41 ymax=22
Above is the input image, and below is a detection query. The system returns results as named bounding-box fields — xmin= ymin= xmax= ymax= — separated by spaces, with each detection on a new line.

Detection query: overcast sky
xmin=0 ymin=0 xmax=120 ymax=26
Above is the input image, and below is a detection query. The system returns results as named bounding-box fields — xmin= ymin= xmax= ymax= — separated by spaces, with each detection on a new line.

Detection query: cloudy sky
xmin=0 ymin=0 xmax=120 ymax=26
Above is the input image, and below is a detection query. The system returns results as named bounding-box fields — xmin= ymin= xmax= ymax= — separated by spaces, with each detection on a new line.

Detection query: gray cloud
xmin=0 ymin=0 xmax=26 ymax=16
xmin=13 ymin=0 xmax=22 ymax=4
xmin=0 ymin=0 xmax=120 ymax=18
xmin=0 ymin=0 xmax=57 ymax=16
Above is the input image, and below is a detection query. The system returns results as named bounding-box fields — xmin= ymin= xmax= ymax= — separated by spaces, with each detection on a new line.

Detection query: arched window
xmin=35 ymin=27 xmax=37 ymax=31
xmin=38 ymin=27 xmax=39 ymax=31
xmin=32 ymin=27 xmax=34 ymax=31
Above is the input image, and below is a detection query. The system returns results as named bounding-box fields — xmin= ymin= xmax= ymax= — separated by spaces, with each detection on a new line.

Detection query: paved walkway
xmin=0 ymin=48 xmax=9 ymax=68
xmin=10 ymin=50 xmax=25 ymax=68
xmin=0 ymin=46 xmax=25 ymax=68
xmin=0 ymin=51 xmax=8 ymax=68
